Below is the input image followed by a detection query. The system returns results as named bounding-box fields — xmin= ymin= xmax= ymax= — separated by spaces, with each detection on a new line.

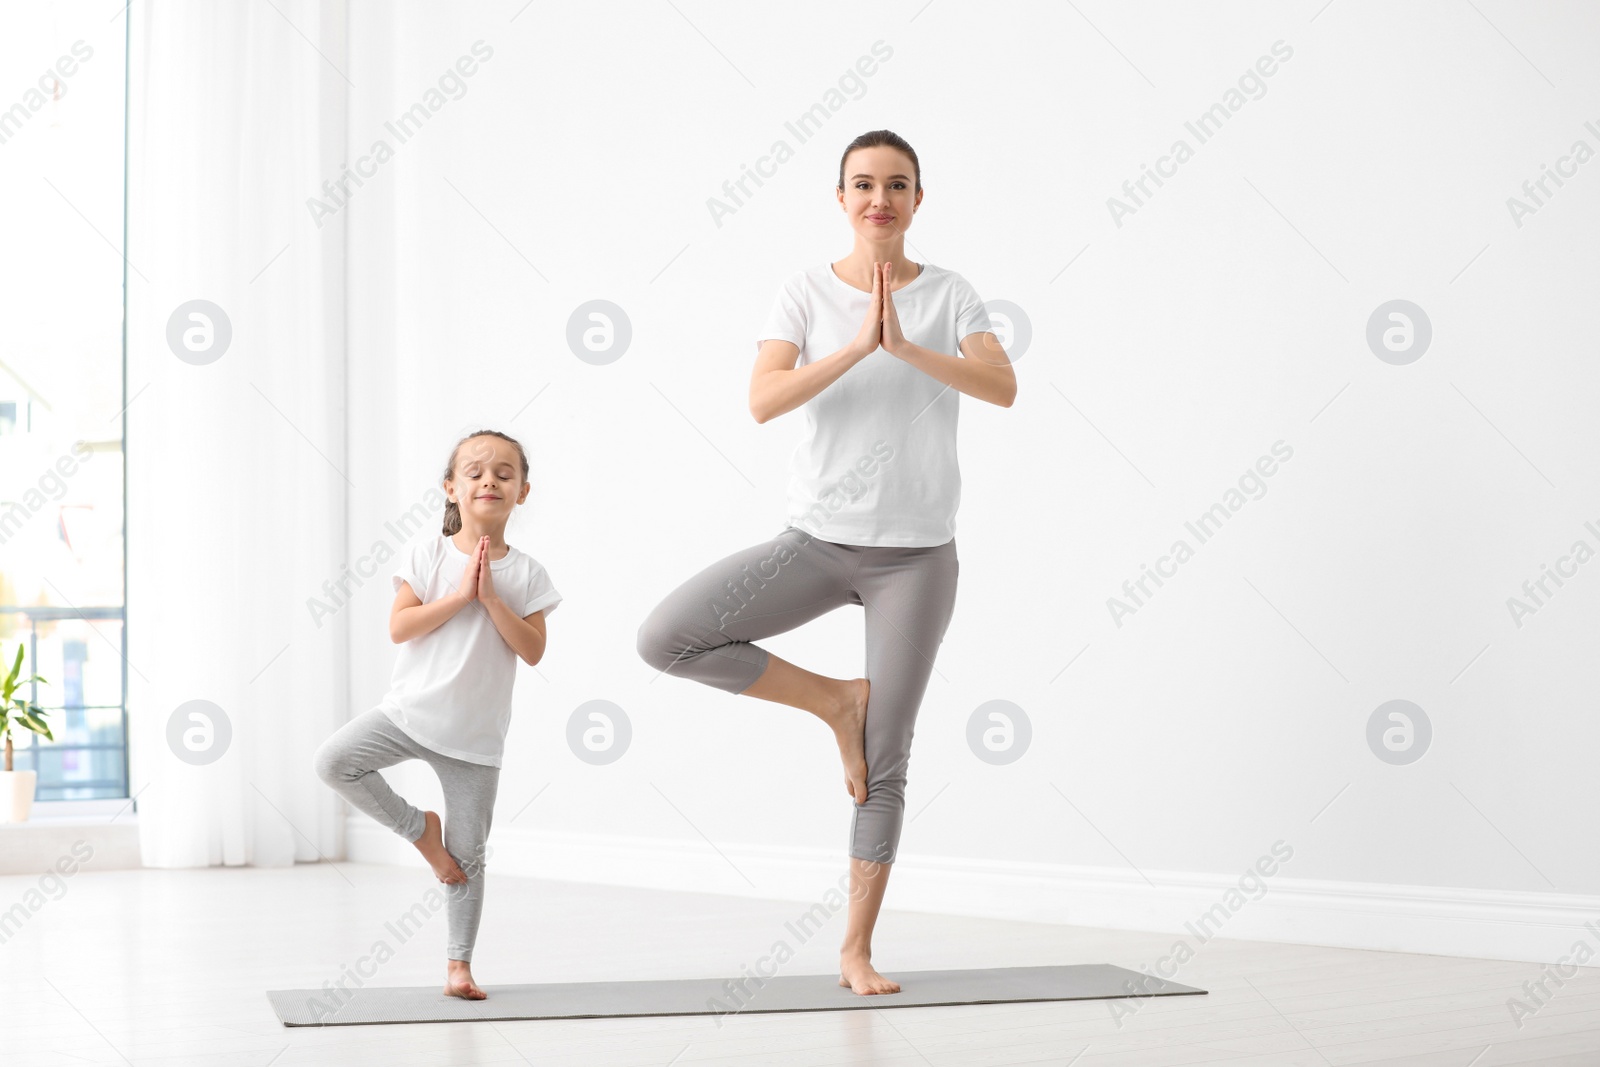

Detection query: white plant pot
xmin=0 ymin=769 xmax=38 ymax=823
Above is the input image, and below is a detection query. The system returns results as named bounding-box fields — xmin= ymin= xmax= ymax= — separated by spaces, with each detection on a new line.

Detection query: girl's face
xmin=837 ymin=145 xmax=921 ymax=242
xmin=446 ymin=436 xmax=528 ymax=523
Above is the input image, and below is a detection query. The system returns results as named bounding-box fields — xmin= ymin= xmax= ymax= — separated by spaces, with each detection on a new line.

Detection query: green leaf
xmin=19 ymin=715 xmax=52 ymax=742
xmin=4 ymin=645 xmax=21 ymax=693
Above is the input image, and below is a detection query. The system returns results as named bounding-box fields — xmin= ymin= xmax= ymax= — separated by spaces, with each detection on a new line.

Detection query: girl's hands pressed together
xmin=456 ymin=535 xmax=487 ymax=603
xmin=477 ymin=538 xmax=499 ymax=605
xmin=879 ymin=261 xmax=906 ymax=356
xmin=848 ymin=259 xmax=885 ymax=360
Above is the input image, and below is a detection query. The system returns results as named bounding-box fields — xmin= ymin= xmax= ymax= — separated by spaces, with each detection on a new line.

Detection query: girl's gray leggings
xmin=636 ymin=525 xmax=959 ymax=865
xmin=312 ymin=708 xmax=500 ymax=962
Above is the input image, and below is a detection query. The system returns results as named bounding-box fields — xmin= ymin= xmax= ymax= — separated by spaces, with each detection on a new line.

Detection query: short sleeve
xmin=954 ymin=274 xmax=992 ymax=342
xmin=392 ymin=539 xmax=430 ymax=600
xmin=756 ymin=275 xmax=805 ymax=351
xmin=521 ymin=561 xmax=562 ymax=618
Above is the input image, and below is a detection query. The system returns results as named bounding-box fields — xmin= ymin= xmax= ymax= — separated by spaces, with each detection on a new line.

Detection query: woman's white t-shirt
xmin=378 ymin=534 xmax=562 ymax=768
xmin=757 ymin=262 xmax=991 ymax=547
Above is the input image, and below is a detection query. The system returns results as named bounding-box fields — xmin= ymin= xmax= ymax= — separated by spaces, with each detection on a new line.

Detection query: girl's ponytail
xmin=442 ymin=497 xmax=462 ymax=536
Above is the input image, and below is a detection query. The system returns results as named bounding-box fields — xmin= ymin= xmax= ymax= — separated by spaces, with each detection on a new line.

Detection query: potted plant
xmin=0 ymin=643 xmax=51 ymax=823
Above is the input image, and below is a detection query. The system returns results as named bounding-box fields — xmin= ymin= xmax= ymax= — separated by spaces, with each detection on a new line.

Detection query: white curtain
xmin=126 ymin=0 xmax=348 ymax=866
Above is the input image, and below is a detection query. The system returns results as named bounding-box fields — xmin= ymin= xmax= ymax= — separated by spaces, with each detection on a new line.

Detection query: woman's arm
xmin=885 ymin=330 xmax=1017 ymax=408
xmin=390 ymin=581 xmax=471 ymax=643
xmin=749 ymin=338 xmax=870 ymax=424
xmin=751 ymin=268 xmax=889 ymax=423
xmin=875 ymin=263 xmax=1016 ymax=406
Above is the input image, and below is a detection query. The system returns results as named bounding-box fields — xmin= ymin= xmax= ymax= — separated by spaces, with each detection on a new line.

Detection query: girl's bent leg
xmin=312 ymin=708 xmax=429 ymax=843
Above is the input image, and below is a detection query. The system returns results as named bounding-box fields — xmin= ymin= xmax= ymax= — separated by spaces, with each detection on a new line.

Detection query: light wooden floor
xmin=1 ymin=862 xmax=1597 ymax=1066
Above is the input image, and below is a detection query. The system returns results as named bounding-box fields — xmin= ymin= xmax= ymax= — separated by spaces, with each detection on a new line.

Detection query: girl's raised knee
xmin=310 ymin=741 xmax=345 ymax=785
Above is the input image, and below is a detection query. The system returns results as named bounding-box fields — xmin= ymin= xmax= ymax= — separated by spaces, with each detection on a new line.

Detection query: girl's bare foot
xmin=414 ymin=810 xmax=466 ymax=884
xmin=829 ymin=678 xmax=870 ymax=803
xmin=838 ymin=950 xmax=900 ymax=995
xmin=444 ymin=959 xmax=487 ymax=1000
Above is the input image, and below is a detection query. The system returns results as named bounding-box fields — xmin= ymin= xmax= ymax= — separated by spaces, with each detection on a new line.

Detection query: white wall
xmin=336 ymin=0 xmax=1600 ymax=961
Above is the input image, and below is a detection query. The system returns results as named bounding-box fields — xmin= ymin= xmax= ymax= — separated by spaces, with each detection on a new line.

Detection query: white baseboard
xmin=0 ymin=816 xmax=141 ymax=875
xmin=344 ymin=816 xmax=1599 ymax=967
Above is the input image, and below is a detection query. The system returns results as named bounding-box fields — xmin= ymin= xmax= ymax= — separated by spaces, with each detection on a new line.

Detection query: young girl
xmin=636 ymin=129 xmax=1015 ymax=995
xmin=313 ymin=428 xmax=562 ymax=1000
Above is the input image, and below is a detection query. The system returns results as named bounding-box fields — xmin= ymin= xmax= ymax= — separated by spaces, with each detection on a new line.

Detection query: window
xmin=0 ymin=6 xmax=128 ymax=804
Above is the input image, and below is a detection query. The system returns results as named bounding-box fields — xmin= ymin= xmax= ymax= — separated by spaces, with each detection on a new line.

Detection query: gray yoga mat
xmin=268 ymin=963 xmax=1205 ymax=1026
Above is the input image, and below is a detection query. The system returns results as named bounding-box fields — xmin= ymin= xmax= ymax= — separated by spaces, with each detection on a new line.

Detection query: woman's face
xmin=447 ymin=436 xmax=528 ymax=522
xmin=837 ymin=145 xmax=921 ymax=242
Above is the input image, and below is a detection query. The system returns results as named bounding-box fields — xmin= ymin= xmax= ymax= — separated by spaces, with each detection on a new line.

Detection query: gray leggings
xmin=636 ymin=525 xmax=959 ymax=865
xmin=312 ymin=708 xmax=500 ymax=962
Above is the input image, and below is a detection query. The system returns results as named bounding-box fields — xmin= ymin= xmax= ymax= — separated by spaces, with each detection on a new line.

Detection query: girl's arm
xmin=471 ymin=557 xmax=547 ymax=666
xmin=389 ymin=581 xmax=472 ymax=643
xmin=481 ymin=597 xmax=548 ymax=667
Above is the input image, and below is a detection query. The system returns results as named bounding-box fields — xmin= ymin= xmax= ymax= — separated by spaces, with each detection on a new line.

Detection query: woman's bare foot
xmin=828 ymin=678 xmax=870 ymax=803
xmin=838 ymin=949 xmax=900 ymax=995
xmin=413 ymin=811 xmax=466 ymax=884
xmin=444 ymin=959 xmax=487 ymax=1000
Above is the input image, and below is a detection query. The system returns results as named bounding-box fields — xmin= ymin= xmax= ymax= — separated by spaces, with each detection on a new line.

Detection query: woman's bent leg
xmin=636 ymin=527 xmax=857 ymax=695
xmin=637 ymin=527 xmax=873 ymax=796
xmin=312 ymin=708 xmax=429 ymax=843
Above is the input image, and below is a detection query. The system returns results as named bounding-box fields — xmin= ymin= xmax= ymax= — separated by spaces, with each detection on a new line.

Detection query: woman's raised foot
xmin=831 ymin=678 xmax=870 ymax=804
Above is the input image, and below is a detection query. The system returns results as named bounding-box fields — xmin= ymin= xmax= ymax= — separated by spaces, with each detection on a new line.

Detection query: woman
xmin=636 ymin=129 xmax=1016 ymax=996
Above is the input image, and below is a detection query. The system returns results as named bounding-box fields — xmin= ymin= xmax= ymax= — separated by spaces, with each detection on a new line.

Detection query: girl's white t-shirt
xmin=377 ymin=534 xmax=562 ymax=768
xmin=757 ymin=262 xmax=992 ymax=547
